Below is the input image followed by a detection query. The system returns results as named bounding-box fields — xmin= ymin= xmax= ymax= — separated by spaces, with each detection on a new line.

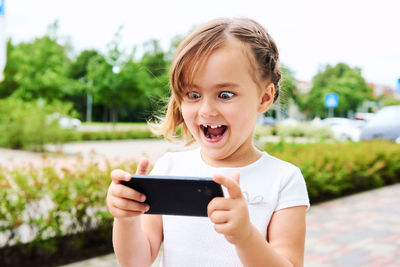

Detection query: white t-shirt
xmin=150 ymin=148 xmax=310 ymax=267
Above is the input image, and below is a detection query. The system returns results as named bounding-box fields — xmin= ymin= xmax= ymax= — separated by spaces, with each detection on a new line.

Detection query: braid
xmin=230 ymin=18 xmax=282 ymax=103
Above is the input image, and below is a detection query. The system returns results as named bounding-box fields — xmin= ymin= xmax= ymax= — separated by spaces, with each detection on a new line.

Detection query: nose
xmin=199 ymin=98 xmax=218 ymax=118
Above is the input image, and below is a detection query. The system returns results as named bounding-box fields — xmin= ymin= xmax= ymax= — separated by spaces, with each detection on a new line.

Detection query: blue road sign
xmin=324 ymin=93 xmax=339 ymax=108
xmin=0 ymin=0 xmax=4 ymax=16
xmin=396 ymin=78 xmax=400 ymax=94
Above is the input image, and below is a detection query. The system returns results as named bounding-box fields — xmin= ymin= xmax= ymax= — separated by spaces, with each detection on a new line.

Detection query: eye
xmin=186 ymin=91 xmax=201 ymax=100
xmin=219 ymin=91 xmax=235 ymax=100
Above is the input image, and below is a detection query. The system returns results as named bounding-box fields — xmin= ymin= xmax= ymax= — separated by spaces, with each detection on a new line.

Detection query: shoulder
xmin=260 ymin=152 xmax=302 ymax=178
xmin=260 ymin=153 xmax=310 ymax=210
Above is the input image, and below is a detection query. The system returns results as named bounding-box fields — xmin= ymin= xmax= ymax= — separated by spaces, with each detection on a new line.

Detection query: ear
xmin=257 ymin=83 xmax=275 ymax=113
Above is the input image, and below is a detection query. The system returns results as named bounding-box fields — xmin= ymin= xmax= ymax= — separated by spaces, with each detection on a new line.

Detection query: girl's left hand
xmin=207 ymin=172 xmax=255 ymax=245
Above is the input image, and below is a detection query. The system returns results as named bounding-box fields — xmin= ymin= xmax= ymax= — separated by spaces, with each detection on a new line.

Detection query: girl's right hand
xmin=106 ymin=158 xmax=150 ymax=219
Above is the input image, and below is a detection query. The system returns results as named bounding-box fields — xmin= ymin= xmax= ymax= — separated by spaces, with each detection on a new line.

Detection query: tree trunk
xmin=111 ymin=107 xmax=118 ymax=130
xmin=102 ymin=106 xmax=108 ymax=122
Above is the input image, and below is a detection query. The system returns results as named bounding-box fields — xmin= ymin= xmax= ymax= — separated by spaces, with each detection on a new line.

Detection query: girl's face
xmin=181 ymin=38 xmax=274 ymax=167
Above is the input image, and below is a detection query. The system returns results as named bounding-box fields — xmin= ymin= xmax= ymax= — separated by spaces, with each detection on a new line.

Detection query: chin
xmin=200 ymin=146 xmax=233 ymax=163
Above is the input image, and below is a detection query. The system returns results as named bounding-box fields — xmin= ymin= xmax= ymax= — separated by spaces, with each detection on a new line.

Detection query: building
xmin=296 ymin=80 xmax=312 ymax=94
xmin=367 ymin=82 xmax=395 ymax=98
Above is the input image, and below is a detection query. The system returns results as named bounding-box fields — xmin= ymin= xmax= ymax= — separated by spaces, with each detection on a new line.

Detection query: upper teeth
xmin=204 ymin=124 xmax=222 ymax=128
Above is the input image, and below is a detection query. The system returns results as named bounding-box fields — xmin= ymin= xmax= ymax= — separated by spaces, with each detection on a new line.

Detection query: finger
xmin=213 ymin=174 xmax=243 ymax=199
xmin=111 ymin=196 xmax=150 ymax=213
xmin=207 ymin=197 xmax=234 ymax=216
xmin=111 ymin=184 xmax=146 ymax=202
xmin=209 ymin=210 xmax=230 ymax=224
xmin=136 ymin=158 xmax=149 ymax=175
xmin=110 ymin=207 xmax=145 ymax=218
xmin=213 ymin=222 xmax=231 ymax=235
xmin=111 ymin=169 xmax=131 ymax=184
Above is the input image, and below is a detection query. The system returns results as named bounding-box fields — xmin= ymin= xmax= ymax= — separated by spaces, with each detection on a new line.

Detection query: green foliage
xmin=254 ymin=125 xmax=274 ymax=140
xmin=0 ymin=98 xmax=78 ymax=151
xmin=0 ymin=26 xmax=171 ymax=124
xmin=379 ymin=95 xmax=400 ymax=107
xmin=141 ymin=40 xmax=169 ymax=78
xmin=67 ymin=49 xmax=99 ymax=80
xmin=78 ymin=129 xmax=158 ymax=141
xmin=264 ymin=141 xmax=400 ymax=202
xmin=276 ymin=123 xmax=332 ymax=140
xmin=302 ymin=63 xmax=373 ymax=118
xmin=0 ymin=40 xmax=19 ymax=98
xmin=4 ymin=36 xmax=70 ymax=101
xmin=279 ymin=64 xmax=298 ymax=106
xmin=0 ymin=157 xmax=140 ymax=250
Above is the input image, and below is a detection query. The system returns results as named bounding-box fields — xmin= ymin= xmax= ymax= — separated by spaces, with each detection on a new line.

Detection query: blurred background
xmin=0 ymin=0 xmax=399 ymax=266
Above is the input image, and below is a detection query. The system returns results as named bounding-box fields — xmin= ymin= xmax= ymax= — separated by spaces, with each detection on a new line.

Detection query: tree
xmin=303 ymin=63 xmax=373 ymax=118
xmin=86 ymin=53 xmax=151 ymax=123
xmin=141 ymin=39 xmax=169 ymax=78
xmin=68 ymin=49 xmax=99 ymax=80
xmin=3 ymin=35 xmax=70 ymax=101
xmin=279 ymin=64 xmax=298 ymax=106
xmin=65 ymin=49 xmax=100 ymax=120
xmin=0 ymin=40 xmax=18 ymax=98
xmin=267 ymin=63 xmax=298 ymax=119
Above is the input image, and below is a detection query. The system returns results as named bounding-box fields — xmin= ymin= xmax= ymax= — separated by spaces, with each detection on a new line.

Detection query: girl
xmin=106 ymin=17 xmax=310 ymax=267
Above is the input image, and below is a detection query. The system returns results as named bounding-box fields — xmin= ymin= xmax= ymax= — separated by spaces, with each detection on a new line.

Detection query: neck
xmin=201 ymin=142 xmax=262 ymax=168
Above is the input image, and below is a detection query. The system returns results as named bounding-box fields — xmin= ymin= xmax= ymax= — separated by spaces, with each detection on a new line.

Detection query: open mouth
xmin=200 ymin=124 xmax=227 ymax=140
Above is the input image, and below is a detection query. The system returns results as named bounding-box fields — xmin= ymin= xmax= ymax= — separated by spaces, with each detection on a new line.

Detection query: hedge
xmin=1 ymin=140 xmax=399 ymax=265
xmin=263 ymin=140 xmax=400 ymax=203
xmin=0 ymin=157 xmax=139 ymax=266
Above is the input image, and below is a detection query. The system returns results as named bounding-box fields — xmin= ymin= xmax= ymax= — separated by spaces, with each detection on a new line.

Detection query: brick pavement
xmin=60 ymin=183 xmax=400 ymax=267
xmin=305 ymin=183 xmax=400 ymax=267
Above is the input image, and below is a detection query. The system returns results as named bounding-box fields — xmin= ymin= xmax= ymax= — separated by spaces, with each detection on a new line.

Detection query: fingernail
xmin=145 ymin=205 xmax=150 ymax=211
xmin=124 ymin=174 xmax=131 ymax=180
xmin=141 ymin=195 xmax=146 ymax=202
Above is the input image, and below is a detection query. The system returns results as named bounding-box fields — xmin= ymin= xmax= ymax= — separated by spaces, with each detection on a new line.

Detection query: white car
xmin=360 ymin=105 xmax=400 ymax=143
xmin=58 ymin=116 xmax=82 ymax=130
xmin=320 ymin=117 xmax=361 ymax=142
xmin=48 ymin=113 xmax=82 ymax=130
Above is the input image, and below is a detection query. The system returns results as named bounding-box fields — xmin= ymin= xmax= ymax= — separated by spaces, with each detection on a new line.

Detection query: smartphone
xmin=121 ymin=175 xmax=224 ymax=217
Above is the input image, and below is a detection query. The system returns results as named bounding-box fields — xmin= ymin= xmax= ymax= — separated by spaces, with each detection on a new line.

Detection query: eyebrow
xmin=189 ymin=82 xmax=239 ymax=89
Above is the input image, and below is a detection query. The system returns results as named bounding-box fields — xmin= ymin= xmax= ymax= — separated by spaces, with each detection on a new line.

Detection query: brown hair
xmin=153 ymin=17 xmax=281 ymax=144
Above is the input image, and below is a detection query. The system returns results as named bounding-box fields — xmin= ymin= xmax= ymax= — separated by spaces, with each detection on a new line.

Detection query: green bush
xmin=0 ymin=98 xmax=79 ymax=151
xmin=264 ymin=140 xmax=400 ymax=202
xmin=0 ymin=157 xmax=139 ymax=250
xmin=254 ymin=125 xmax=274 ymax=140
xmin=78 ymin=129 xmax=158 ymax=141
xmin=276 ymin=122 xmax=332 ymax=140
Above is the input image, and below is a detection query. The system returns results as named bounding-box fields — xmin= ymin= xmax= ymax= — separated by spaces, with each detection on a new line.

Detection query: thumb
xmin=136 ymin=158 xmax=149 ymax=175
xmin=232 ymin=171 xmax=240 ymax=185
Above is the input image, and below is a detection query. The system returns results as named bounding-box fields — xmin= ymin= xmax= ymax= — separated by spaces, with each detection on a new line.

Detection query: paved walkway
xmin=60 ymin=183 xmax=400 ymax=267
xmin=0 ymin=140 xmax=198 ymax=167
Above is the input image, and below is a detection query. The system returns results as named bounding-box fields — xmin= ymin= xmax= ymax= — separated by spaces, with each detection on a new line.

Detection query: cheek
xmin=228 ymin=102 xmax=258 ymax=123
xmin=181 ymin=104 xmax=195 ymax=126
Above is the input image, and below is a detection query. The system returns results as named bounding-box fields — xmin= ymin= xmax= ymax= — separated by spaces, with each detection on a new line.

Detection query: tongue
xmin=208 ymin=126 xmax=225 ymax=136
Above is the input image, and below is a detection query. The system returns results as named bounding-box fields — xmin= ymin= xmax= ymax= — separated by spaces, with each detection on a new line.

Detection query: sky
xmin=3 ymin=0 xmax=400 ymax=87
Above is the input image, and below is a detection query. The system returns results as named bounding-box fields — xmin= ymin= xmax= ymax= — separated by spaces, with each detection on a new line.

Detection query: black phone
xmin=121 ymin=175 xmax=224 ymax=217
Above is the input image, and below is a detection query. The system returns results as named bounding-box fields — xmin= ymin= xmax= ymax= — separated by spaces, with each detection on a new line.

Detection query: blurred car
xmin=360 ymin=105 xmax=400 ymax=143
xmin=260 ymin=116 xmax=277 ymax=126
xmin=355 ymin=112 xmax=375 ymax=122
xmin=48 ymin=113 xmax=82 ymax=130
xmin=278 ymin=118 xmax=299 ymax=126
xmin=320 ymin=117 xmax=361 ymax=142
